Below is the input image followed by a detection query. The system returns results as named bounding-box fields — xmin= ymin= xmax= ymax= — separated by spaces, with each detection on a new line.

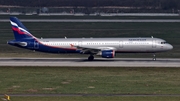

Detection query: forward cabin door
xmin=152 ymin=40 xmax=156 ymax=48
xmin=119 ymin=41 xmax=123 ymax=48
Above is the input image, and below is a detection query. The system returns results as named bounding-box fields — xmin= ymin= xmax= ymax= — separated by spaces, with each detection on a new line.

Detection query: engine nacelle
xmin=101 ymin=50 xmax=115 ymax=58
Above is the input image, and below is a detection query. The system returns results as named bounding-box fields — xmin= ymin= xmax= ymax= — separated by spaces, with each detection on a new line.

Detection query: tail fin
xmin=10 ymin=17 xmax=36 ymax=40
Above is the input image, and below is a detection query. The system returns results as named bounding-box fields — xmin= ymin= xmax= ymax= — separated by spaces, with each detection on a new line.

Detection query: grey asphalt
xmin=0 ymin=58 xmax=180 ymax=67
xmin=1 ymin=19 xmax=180 ymax=22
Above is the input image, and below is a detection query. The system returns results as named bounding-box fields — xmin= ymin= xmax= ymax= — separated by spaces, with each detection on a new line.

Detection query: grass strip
xmin=2 ymin=96 xmax=180 ymax=101
xmin=0 ymin=67 xmax=180 ymax=94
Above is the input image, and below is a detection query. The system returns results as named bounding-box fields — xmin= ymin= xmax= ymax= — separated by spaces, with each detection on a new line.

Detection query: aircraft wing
xmin=75 ymin=46 xmax=116 ymax=54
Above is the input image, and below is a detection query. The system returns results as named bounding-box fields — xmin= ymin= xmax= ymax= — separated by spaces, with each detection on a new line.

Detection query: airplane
xmin=8 ymin=17 xmax=173 ymax=61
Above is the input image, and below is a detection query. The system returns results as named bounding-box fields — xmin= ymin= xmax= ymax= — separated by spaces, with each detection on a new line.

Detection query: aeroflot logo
xmin=129 ymin=39 xmax=146 ymax=41
xmin=10 ymin=21 xmax=30 ymax=35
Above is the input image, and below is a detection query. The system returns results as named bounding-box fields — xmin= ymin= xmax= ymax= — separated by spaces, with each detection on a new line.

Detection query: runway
xmin=0 ymin=58 xmax=180 ymax=67
xmin=1 ymin=19 xmax=180 ymax=22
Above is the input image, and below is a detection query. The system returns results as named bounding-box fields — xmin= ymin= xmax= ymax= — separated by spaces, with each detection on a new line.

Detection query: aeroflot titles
xmin=129 ymin=39 xmax=146 ymax=41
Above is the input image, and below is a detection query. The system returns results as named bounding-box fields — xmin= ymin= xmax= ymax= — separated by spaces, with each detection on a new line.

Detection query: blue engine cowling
xmin=101 ymin=50 xmax=115 ymax=58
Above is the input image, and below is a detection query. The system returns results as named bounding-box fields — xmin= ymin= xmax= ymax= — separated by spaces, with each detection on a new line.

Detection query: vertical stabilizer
xmin=10 ymin=17 xmax=36 ymax=40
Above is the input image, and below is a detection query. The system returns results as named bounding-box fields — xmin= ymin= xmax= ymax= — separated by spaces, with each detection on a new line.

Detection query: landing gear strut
xmin=88 ymin=55 xmax=94 ymax=61
xmin=153 ymin=54 xmax=156 ymax=61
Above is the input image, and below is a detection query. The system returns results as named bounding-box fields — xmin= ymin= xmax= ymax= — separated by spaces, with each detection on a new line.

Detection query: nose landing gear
xmin=153 ymin=54 xmax=156 ymax=61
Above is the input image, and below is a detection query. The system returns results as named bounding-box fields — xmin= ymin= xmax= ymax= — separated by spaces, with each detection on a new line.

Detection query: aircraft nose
xmin=167 ymin=44 xmax=173 ymax=50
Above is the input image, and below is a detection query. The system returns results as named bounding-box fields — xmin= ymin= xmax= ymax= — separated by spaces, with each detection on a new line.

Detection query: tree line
xmin=0 ymin=0 xmax=180 ymax=10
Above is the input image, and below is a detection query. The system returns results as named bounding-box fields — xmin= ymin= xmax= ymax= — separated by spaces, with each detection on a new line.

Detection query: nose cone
xmin=167 ymin=44 xmax=173 ymax=50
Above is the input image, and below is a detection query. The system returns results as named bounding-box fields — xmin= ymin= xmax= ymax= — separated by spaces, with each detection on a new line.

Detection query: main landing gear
xmin=153 ymin=54 xmax=156 ymax=61
xmin=88 ymin=55 xmax=94 ymax=61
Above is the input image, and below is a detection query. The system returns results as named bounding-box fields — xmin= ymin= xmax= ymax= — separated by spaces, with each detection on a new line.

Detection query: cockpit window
xmin=161 ymin=42 xmax=166 ymax=44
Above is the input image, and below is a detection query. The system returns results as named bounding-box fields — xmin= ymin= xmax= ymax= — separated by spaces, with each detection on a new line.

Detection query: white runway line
xmin=0 ymin=58 xmax=179 ymax=67
xmin=1 ymin=19 xmax=180 ymax=22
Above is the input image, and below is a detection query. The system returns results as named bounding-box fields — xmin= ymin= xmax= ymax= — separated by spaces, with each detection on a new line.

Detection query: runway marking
xmin=1 ymin=19 xmax=180 ymax=22
xmin=0 ymin=58 xmax=180 ymax=67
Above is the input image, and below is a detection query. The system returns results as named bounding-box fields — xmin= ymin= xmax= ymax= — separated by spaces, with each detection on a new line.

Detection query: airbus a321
xmin=8 ymin=17 xmax=173 ymax=61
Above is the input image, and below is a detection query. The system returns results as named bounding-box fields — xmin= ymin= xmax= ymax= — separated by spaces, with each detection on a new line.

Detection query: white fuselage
xmin=38 ymin=37 xmax=173 ymax=53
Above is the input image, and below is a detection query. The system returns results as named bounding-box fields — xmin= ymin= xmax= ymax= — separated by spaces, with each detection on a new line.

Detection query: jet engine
xmin=97 ymin=50 xmax=115 ymax=58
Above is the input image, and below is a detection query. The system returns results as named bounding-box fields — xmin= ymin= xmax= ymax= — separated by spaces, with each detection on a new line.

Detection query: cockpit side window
xmin=161 ymin=42 xmax=166 ymax=44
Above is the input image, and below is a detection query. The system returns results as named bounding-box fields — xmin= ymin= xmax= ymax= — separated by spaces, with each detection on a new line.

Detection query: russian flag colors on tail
xmin=10 ymin=17 xmax=36 ymax=40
